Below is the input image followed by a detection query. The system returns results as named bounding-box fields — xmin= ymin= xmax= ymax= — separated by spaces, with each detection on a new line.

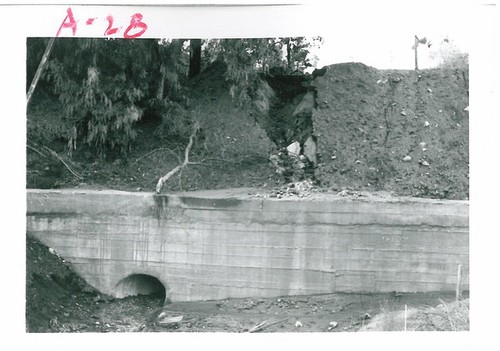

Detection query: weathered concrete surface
xmin=26 ymin=188 xmax=469 ymax=302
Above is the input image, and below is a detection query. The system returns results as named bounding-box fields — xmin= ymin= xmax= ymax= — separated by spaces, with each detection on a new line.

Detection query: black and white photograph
xmin=1 ymin=0 xmax=499 ymax=349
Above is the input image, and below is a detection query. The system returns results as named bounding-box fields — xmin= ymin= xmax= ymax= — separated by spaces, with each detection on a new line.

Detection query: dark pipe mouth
xmin=114 ymin=274 xmax=167 ymax=303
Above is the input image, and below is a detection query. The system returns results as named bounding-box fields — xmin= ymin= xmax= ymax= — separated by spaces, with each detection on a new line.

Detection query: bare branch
xmin=42 ymin=146 xmax=83 ymax=180
xmin=27 ymin=144 xmax=49 ymax=159
xmin=156 ymin=121 xmax=200 ymax=193
xmin=248 ymin=317 xmax=289 ymax=333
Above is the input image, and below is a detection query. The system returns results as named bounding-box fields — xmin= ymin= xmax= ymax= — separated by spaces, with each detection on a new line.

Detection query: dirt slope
xmin=27 ymin=61 xmax=468 ymax=200
xmin=312 ymin=63 xmax=469 ymax=199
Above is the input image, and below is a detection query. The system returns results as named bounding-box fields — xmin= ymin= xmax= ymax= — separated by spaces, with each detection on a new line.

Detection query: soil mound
xmin=26 ymin=234 xmax=101 ymax=332
xmin=312 ymin=62 xmax=469 ymax=199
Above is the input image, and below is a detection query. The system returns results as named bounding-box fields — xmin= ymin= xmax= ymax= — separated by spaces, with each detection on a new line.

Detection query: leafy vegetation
xmin=27 ymin=37 xmax=322 ymax=157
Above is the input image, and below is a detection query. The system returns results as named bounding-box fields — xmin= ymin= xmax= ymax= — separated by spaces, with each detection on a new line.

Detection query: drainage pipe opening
xmin=114 ymin=274 xmax=167 ymax=302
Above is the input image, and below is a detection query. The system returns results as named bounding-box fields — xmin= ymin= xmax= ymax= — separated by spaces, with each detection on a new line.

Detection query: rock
xmin=329 ymin=321 xmax=338 ymax=328
xmin=286 ymin=141 xmax=301 ymax=156
xmin=424 ymin=121 xmax=430 ymax=127
xmin=295 ymin=320 xmax=303 ymax=328
xmin=303 ymin=135 xmax=317 ymax=165
xmin=420 ymin=160 xmax=430 ymax=167
xmin=403 ymin=156 xmax=412 ymax=162
xmin=158 ymin=315 xmax=183 ymax=325
xmin=464 ymin=106 xmax=469 ymax=111
xmin=400 ymin=110 xmax=407 ymax=116
xmin=364 ymin=313 xmax=371 ymax=320
xmin=419 ymin=142 xmax=426 ymax=148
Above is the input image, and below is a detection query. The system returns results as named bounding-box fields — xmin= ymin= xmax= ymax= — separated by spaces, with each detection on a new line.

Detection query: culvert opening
xmin=114 ymin=274 xmax=167 ymax=303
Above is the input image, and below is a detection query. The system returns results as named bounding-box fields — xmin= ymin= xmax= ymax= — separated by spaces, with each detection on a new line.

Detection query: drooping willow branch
xmin=155 ymin=121 xmax=200 ymax=194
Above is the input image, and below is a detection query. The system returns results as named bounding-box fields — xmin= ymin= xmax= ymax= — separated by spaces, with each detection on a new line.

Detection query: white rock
xmin=403 ymin=156 xmax=412 ymax=162
xmin=424 ymin=121 xmax=430 ymax=127
xmin=158 ymin=315 xmax=184 ymax=325
xmin=295 ymin=321 xmax=303 ymax=328
xmin=303 ymin=136 xmax=317 ymax=164
xmin=286 ymin=141 xmax=301 ymax=156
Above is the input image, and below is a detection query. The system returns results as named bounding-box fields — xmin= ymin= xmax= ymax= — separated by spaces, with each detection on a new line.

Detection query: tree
xmin=28 ymin=36 xmax=322 ymax=157
xmin=283 ymin=37 xmax=323 ymax=72
xmin=217 ymin=37 xmax=322 ymax=113
xmin=189 ymin=39 xmax=202 ymax=78
xmin=429 ymin=37 xmax=469 ymax=69
xmin=39 ymin=38 xmax=184 ymax=156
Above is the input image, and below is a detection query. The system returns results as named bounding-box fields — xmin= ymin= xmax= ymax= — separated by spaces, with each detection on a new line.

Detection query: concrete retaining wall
xmin=26 ymin=189 xmax=469 ymax=302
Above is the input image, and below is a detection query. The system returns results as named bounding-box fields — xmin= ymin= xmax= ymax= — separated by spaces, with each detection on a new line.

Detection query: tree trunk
xmin=189 ymin=39 xmax=202 ymax=79
xmin=156 ymin=64 xmax=166 ymax=100
xmin=155 ymin=39 xmax=185 ymax=99
xmin=27 ymin=37 xmax=55 ymax=106
xmin=286 ymin=39 xmax=292 ymax=71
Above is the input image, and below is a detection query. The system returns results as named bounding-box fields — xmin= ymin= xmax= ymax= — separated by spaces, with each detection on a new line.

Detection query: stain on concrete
xmin=180 ymin=196 xmax=243 ymax=209
xmin=28 ymin=211 xmax=78 ymax=218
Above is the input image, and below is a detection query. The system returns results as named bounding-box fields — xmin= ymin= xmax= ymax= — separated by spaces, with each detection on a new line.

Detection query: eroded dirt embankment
xmin=311 ymin=63 xmax=468 ymax=199
xmin=27 ymin=62 xmax=468 ymax=200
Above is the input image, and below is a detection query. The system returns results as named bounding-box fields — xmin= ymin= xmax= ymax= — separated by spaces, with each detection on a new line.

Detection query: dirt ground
xmin=26 ymin=234 xmax=465 ymax=333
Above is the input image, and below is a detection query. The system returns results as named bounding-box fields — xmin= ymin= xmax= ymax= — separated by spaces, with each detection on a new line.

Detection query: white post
xmin=456 ymin=264 xmax=463 ymax=301
xmin=404 ymin=304 xmax=408 ymax=331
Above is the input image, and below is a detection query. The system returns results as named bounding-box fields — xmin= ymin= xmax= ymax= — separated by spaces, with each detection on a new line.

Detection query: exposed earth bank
xmin=27 ymin=62 xmax=469 ymax=200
